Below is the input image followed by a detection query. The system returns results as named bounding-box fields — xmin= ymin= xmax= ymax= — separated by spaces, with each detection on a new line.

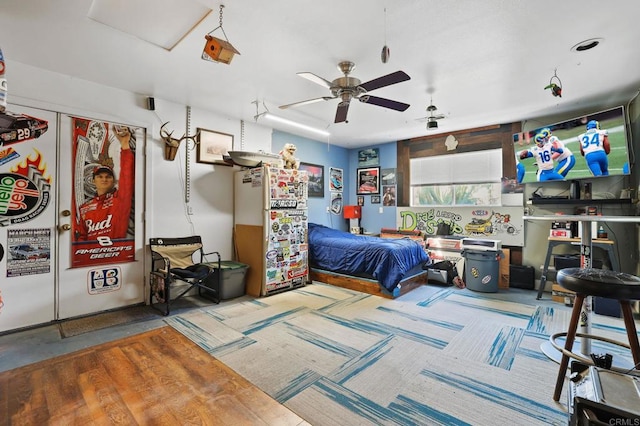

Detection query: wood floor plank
xmin=0 ymin=326 xmax=307 ymax=426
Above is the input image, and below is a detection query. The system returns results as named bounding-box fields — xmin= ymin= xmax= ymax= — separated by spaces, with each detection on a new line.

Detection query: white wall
xmin=7 ymin=60 xmax=273 ymax=261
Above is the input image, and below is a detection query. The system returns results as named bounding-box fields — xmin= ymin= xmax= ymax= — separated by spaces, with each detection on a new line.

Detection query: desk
xmin=536 ymin=237 xmax=619 ymax=300
xmin=524 ymin=215 xmax=640 ymax=358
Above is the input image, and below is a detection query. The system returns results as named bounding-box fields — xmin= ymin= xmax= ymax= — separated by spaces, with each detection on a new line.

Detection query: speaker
xmin=147 ymin=96 xmax=155 ymax=111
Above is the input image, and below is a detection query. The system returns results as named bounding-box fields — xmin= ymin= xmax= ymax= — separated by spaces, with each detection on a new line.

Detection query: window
xmin=410 ymin=149 xmax=502 ymax=206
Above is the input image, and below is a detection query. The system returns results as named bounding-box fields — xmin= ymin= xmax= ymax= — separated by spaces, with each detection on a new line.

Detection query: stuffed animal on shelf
xmin=280 ymin=143 xmax=299 ymax=169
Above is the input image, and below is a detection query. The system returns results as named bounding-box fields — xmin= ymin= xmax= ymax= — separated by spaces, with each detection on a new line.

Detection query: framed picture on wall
xmin=358 ymin=148 xmax=379 ymax=167
xmin=329 ymin=167 xmax=343 ymax=192
xmin=299 ymin=162 xmax=325 ymax=198
xmin=196 ymin=128 xmax=233 ymax=165
xmin=357 ymin=167 xmax=380 ymax=195
xmin=371 ymin=195 xmax=381 ymax=204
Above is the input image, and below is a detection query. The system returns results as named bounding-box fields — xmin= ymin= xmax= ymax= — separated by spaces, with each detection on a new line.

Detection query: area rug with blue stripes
xmin=165 ymin=283 xmax=632 ymax=425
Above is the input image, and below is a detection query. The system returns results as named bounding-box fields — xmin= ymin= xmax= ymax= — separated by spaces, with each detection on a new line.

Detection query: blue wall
xmin=272 ymin=131 xmax=350 ymax=231
xmin=273 ymin=131 xmax=398 ymax=233
xmin=347 ymin=142 xmax=398 ymax=234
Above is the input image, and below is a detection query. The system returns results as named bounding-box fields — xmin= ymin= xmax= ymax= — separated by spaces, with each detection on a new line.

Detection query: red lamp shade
xmin=343 ymin=205 xmax=361 ymax=219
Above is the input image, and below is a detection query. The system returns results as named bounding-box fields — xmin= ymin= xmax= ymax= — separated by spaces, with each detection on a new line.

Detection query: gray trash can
xmin=461 ymin=249 xmax=503 ymax=293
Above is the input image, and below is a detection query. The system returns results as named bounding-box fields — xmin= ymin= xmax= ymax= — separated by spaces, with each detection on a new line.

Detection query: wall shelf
xmin=529 ymin=198 xmax=632 ymax=205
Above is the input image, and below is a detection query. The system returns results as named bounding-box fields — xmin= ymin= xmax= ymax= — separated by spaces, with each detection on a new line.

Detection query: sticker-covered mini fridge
xmin=234 ymin=166 xmax=309 ymax=296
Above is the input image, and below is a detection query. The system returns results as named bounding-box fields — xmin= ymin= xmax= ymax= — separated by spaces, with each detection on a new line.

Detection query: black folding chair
xmin=149 ymin=236 xmax=221 ymax=316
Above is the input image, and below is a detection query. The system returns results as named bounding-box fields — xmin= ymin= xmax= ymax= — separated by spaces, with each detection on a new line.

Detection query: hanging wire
xmin=207 ymin=4 xmax=229 ymax=42
xmin=549 ymin=69 xmax=562 ymax=88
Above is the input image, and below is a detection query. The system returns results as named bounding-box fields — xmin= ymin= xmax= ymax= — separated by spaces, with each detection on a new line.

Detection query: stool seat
xmin=557 ymin=267 xmax=640 ymax=300
xmin=552 ymin=267 xmax=640 ymax=402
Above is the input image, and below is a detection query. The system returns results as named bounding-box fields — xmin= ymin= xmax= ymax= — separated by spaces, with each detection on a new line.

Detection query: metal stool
xmin=551 ymin=267 xmax=640 ymax=401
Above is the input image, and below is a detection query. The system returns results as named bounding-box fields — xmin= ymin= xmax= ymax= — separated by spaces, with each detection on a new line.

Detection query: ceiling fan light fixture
xmin=426 ymin=120 xmax=438 ymax=130
xmin=262 ymin=112 xmax=330 ymax=137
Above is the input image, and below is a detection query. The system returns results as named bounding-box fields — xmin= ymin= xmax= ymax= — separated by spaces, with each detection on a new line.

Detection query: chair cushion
xmin=557 ymin=267 xmax=640 ymax=300
xmin=170 ymin=264 xmax=211 ymax=280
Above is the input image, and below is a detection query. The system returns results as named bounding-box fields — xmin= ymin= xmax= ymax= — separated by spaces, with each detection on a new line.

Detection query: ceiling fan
xmin=423 ymin=99 xmax=446 ymax=130
xmin=279 ymin=61 xmax=411 ymax=124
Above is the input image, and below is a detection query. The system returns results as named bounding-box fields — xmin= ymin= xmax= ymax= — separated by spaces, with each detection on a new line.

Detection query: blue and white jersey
xmin=530 ymin=142 xmax=557 ymax=171
xmin=578 ymin=129 xmax=608 ymax=156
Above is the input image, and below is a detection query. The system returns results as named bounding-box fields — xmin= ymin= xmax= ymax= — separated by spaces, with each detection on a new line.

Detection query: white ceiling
xmin=2 ymin=0 xmax=640 ymax=148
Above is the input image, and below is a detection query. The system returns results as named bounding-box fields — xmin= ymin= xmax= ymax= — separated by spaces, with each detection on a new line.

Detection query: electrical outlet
xmin=187 ymin=206 xmax=194 ymax=215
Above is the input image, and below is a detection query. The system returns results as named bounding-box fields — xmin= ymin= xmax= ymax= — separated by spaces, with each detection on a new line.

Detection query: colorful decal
xmin=0 ymin=146 xmax=19 ymax=166
xmin=6 ymin=228 xmax=51 ymax=277
xmin=0 ymin=111 xmax=48 ymax=146
xmin=71 ymin=117 xmax=138 ymax=268
xmin=87 ymin=266 xmax=122 ymax=294
xmin=0 ymin=46 xmax=6 ymax=112
xmin=397 ymin=206 xmax=525 ymax=246
xmin=0 ymin=150 xmax=51 ymax=226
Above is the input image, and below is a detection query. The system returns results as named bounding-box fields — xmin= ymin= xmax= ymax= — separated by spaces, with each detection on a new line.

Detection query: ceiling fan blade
xmin=334 ymin=102 xmax=350 ymax=123
xmin=359 ymin=71 xmax=410 ymax=92
xmin=359 ymin=95 xmax=410 ymax=112
xmin=297 ymin=72 xmax=333 ymax=89
xmin=279 ymin=96 xmax=335 ymax=109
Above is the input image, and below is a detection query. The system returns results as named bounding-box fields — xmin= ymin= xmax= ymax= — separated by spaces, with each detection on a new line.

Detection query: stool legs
xmin=620 ymin=301 xmax=640 ymax=366
xmin=553 ymin=294 xmax=585 ymax=401
xmin=553 ymin=297 xmax=640 ymax=402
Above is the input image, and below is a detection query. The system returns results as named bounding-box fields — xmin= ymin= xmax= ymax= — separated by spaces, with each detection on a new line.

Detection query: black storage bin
xmin=554 ymin=255 xmax=603 ymax=270
xmin=509 ymin=265 xmax=535 ymax=289
xmin=594 ymin=297 xmax=622 ymax=318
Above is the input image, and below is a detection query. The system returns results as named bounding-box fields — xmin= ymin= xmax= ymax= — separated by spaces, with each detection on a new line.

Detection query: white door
xmin=56 ymin=114 xmax=145 ymax=319
xmin=0 ymin=105 xmax=57 ymax=332
xmin=0 ymin=107 xmax=145 ymax=333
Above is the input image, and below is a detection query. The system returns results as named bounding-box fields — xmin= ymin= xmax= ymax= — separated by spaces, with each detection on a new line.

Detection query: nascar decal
xmin=87 ymin=266 xmax=122 ymax=294
xmin=0 ymin=150 xmax=51 ymax=226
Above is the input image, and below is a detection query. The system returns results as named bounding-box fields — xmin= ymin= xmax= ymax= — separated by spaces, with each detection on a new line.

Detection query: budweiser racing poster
xmin=71 ymin=117 xmax=138 ymax=268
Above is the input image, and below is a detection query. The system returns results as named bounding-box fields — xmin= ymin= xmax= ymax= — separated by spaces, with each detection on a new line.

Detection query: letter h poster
xmin=71 ymin=117 xmax=138 ymax=268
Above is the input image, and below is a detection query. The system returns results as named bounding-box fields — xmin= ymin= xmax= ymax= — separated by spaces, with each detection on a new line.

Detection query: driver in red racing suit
xmin=75 ymin=126 xmax=134 ymax=242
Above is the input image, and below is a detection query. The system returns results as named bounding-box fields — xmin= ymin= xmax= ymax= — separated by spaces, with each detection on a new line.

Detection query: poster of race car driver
xmin=71 ymin=117 xmax=138 ymax=268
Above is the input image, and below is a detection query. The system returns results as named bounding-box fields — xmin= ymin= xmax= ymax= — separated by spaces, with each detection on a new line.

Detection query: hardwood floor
xmin=0 ymin=326 xmax=308 ymax=426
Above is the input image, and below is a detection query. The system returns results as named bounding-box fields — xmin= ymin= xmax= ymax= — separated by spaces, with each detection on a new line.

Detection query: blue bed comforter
xmin=308 ymin=223 xmax=429 ymax=292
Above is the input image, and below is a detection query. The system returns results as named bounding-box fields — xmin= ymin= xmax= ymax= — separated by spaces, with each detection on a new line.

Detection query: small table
xmin=536 ymin=237 xmax=619 ymax=300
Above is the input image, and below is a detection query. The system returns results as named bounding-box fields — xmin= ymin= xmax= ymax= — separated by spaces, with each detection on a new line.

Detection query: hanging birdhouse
xmin=201 ymin=4 xmax=240 ymax=65
xmin=202 ymin=35 xmax=240 ymax=64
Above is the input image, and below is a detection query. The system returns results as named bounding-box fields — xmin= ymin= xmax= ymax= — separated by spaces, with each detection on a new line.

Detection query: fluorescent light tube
xmin=263 ymin=112 xmax=330 ymax=137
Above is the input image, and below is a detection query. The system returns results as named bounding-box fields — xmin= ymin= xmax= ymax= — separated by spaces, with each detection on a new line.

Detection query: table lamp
xmin=344 ymin=205 xmax=362 ymax=234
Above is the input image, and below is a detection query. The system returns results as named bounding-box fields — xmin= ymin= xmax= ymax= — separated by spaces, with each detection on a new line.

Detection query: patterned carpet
xmin=165 ymin=283 xmax=632 ymax=426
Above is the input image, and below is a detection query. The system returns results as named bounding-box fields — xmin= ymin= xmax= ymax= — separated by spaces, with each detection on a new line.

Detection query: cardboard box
xmin=499 ymin=248 xmax=510 ymax=289
xmin=552 ymin=283 xmax=575 ymax=305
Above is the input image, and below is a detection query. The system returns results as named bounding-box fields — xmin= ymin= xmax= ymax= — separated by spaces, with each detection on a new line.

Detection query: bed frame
xmin=309 ymin=264 xmax=429 ymax=299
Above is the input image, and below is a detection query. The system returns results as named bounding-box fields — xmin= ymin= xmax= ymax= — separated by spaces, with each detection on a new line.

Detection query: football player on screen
xmin=519 ymin=129 xmax=564 ymax=181
xmin=548 ymin=131 xmax=576 ymax=178
xmin=578 ymin=120 xmax=610 ymax=176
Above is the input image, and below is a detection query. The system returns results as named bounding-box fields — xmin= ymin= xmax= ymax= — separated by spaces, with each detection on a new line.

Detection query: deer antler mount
xmin=160 ymin=122 xmax=199 ymax=161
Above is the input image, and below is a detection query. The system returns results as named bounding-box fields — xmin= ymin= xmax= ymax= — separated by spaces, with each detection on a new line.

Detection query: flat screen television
xmin=513 ymin=106 xmax=631 ymax=184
